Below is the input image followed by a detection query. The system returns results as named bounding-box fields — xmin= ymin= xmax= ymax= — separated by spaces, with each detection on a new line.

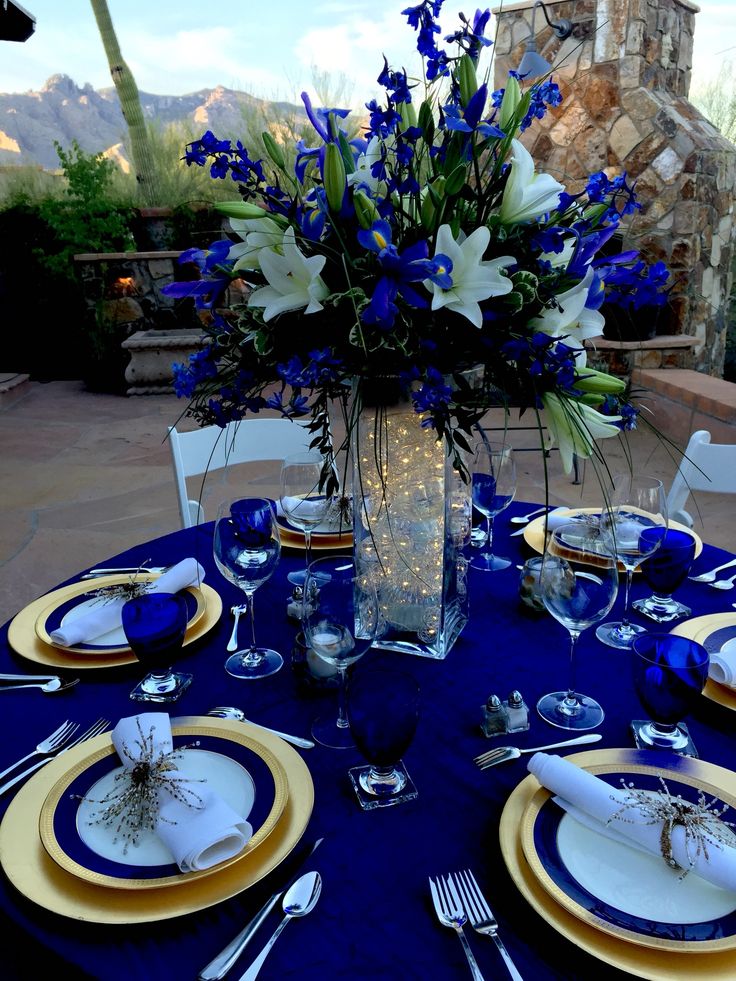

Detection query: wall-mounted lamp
xmin=517 ymin=1 xmax=573 ymax=81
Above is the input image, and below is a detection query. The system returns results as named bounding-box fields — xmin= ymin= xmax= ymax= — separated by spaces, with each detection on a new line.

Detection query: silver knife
xmin=80 ymin=566 xmax=169 ymax=579
xmin=197 ymin=837 xmax=324 ymax=981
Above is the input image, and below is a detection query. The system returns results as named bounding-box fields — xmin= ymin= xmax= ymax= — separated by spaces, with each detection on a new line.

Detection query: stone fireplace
xmin=492 ymin=0 xmax=736 ymax=375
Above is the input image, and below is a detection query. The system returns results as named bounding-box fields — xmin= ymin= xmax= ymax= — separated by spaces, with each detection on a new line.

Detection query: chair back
xmin=168 ymin=419 xmax=313 ymax=527
xmin=666 ymin=429 xmax=736 ymax=527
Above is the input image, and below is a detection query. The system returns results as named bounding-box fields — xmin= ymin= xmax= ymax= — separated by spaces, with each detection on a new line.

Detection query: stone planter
xmin=122 ymin=328 xmax=207 ymax=395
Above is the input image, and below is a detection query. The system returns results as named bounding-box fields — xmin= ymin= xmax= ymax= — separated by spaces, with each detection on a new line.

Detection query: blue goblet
xmin=632 ymin=633 xmax=709 ymax=752
xmin=122 ymin=592 xmax=191 ymax=702
xmin=633 ymin=528 xmax=696 ymax=623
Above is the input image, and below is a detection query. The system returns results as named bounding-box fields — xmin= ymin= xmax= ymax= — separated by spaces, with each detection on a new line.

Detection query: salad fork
xmin=452 ymin=870 xmax=524 ymax=981
xmin=429 ymin=874 xmax=486 ymax=980
xmin=0 ymin=718 xmax=109 ymax=797
xmin=0 ymin=720 xmax=78 ymax=783
xmin=688 ymin=557 xmax=736 ymax=583
xmin=474 ymin=733 xmax=601 ymax=769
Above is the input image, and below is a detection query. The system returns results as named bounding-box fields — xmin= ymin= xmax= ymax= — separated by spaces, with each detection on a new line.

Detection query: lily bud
xmin=457 ymin=54 xmax=478 ymax=107
xmin=399 ymin=100 xmax=418 ymax=132
xmin=323 ymin=142 xmax=347 ymax=213
xmin=499 ymin=75 xmax=522 ymax=133
xmin=214 ymin=201 xmax=279 ymax=221
xmin=574 ymin=367 xmax=627 ymax=395
xmin=354 ymin=190 xmax=380 ymax=230
xmin=261 ymin=131 xmax=286 ymax=171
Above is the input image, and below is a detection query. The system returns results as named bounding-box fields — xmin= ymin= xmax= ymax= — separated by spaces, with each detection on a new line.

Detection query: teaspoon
xmin=0 ymin=677 xmax=80 ymax=694
xmin=238 ymin=871 xmax=322 ymax=981
xmin=206 ymin=707 xmax=315 ymax=749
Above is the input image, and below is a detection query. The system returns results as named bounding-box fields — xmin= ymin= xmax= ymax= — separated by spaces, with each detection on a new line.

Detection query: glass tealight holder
xmin=518 ymin=556 xmax=546 ymax=614
xmin=291 ymin=631 xmax=341 ymax=692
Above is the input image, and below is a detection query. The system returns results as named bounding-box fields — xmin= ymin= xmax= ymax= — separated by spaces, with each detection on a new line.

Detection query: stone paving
xmin=1 ymin=379 xmax=735 ymax=628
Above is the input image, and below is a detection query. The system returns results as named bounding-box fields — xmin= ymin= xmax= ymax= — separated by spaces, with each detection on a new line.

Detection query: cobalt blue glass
xmin=122 ymin=592 xmax=192 ymax=702
xmin=347 ymin=666 xmax=419 ymax=810
xmin=213 ymin=498 xmax=282 ymax=680
xmin=633 ymin=528 xmax=696 ymax=623
xmin=632 ymin=633 xmax=709 ymax=751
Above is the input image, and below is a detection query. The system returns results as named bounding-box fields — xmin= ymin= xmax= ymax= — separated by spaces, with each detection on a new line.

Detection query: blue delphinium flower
xmin=412 ymin=366 xmax=454 ymax=421
xmin=520 ymin=80 xmax=562 ymax=131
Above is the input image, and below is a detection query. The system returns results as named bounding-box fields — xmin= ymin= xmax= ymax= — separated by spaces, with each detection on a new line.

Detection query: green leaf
xmin=511 ymin=270 xmax=538 ymax=303
xmin=501 ymin=291 xmax=524 ymax=313
xmin=444 ymin=164 xmax=467 ymax=196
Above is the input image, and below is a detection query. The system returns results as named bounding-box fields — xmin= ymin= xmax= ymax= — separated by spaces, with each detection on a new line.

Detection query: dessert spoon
xmin=206 ymin=707 xmax=314 ymax=749
xmin=0 ymin=677 xmax=80 ymax=694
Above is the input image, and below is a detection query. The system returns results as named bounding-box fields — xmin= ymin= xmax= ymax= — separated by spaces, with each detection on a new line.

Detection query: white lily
xmin=542 ymin=392 xmax=622 ymax=474
xmin=347 ymin=136 xmax=384 ymax=196
xmin=530 ymin=267 xmax=605 ymax=344
xmin=248 ymin=227 xmax=329 ymax=322
xmin=500 ymin=139 xmax=565 ymax=224
xmin=228 ymin=215 xmax=284 ymax=272
xmin=424 ymin=224 xmax=515 ymax=329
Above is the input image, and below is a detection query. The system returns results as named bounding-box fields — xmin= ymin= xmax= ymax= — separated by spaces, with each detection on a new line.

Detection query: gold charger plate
xmin=34 ymin=573 xmax=207 ymax=655
xmin=500 ymin=749 xmax=736 ymax=979
xmin=523 ymin=508 xmax=703 ymax=569
xmin=278 ymin=523 xmax=352 ymax=551
xmin=0 ymin=718 xmax=314 ymax=923
xmin=7 ymin=580 xmax=222 ymax=669
xmin=671 ymin=613 xmax=736 ymax=711
xmin=39 ymin=722 xmax=289 ymax=889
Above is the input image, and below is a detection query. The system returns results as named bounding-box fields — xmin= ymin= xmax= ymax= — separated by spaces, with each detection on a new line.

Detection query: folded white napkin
xmin=113 ymin=713 xmax=252 ymax=873
xmin=50 ymin=558 xmax=205 ymax=647
xmin=710 ymin=638 xmax=736 ymax=687
xmin=544 ymin=508 xmax=595 ymax=533
xmin=528 ymin=752 xmax=736 ymax=892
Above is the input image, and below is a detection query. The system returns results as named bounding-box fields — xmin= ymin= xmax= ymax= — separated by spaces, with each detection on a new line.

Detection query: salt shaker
xmin=505 ymin=690 xmax=530 ymax=733
xmin=480 ymin=694 xmax=509 ymax=738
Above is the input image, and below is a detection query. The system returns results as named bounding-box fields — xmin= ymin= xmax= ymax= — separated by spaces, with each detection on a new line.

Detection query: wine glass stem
xmin=621 ymin=568 xmax=634 ymax=629
xmin=245 ymin=590 xmax=260 ymax=659
xmin=486 ymin=515 xmax=495 ymax=559
xmin=304 ymin=529 xmax=313 ymax=576
xmin=565 ymin=630 xmax=581 ymax=705
xmin=336 ymin=664 xmax=349 ymax=730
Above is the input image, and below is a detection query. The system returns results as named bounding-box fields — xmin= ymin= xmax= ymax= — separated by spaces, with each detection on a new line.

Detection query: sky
xmin=0 ymin=0 xmax=733 ymax=104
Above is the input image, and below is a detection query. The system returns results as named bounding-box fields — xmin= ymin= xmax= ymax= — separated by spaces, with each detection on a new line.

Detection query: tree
xmin=89 ymin=0 xmax=158 ymax=206
xmin=690 ymin=62 xmax=736 ymax=143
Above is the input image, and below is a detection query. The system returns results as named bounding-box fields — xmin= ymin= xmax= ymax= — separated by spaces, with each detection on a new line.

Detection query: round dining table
xmin=2 ymin=501 xmax=736 ymax=981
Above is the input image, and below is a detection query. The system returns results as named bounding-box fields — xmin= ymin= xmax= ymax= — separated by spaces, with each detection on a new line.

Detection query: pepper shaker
xmin=480 ymin=694 xmax=509 ymax=738
xmin=505 ymin=690 xmax=530 ymax=733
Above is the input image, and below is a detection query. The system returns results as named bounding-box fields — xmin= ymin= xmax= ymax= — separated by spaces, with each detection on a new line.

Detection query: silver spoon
xmin=227 ymin=604 xmax=248 ymax=652
xmin=207 ymin=707 xmax=315 ymax=749
xmin=709 ymin=573 xmax=736 ymax=591
xmin=510 ymin=505 xmax=553 ymax=525
xmin=238 ymin=871 xmax=322 ymax=981
xmin=0 ymin=677 xmax=80 ymax=694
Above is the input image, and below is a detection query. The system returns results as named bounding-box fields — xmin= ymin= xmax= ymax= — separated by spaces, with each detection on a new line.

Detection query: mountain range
xmin=0 ymin=74 xmax=303 ymax=170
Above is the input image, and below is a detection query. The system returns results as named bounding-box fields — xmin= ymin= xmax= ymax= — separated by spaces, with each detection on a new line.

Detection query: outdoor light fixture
xmin=0 ymin=0 xmax=35 ymax=42
xmin=517 ymin=1 xmax=573 ymax=81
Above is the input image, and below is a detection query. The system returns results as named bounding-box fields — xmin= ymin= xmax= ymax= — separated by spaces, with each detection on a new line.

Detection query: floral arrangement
xmin=164 ymin=0 xmax=669 ymax=488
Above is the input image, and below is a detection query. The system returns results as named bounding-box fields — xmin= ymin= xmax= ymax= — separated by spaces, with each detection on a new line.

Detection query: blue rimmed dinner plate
xmin=39 ymin=724 xmax=289 ymax=889
xmin=34 ymin=573 xmax=206 ymax=656
xmin=520 ymin=753 xmax=736 ymax=952
xmin=672 ymin=613 xmax=736 ymax=712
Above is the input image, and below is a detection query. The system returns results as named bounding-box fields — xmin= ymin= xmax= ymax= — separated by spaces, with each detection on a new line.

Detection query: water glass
xmin=303 ymin=557 xmax=379 ymax=749
xmin=347 ymin=666 xmax=419 ymax=810
xmin=633 ymin=528 xmax=696 ymax=623
xmin=471 ymin=441 xmax=516 ymax=572
xmin=213 ymin=497 xmax=282 ymax=679
xmin=280 ymin=452 xmax=330 ymax=586
xmin=122 ymin=592 xmax=191 ymax=702
xmin=597 ymin=474 xmax=668 ymax=649
xmin=632 ymin=633 xmax=709 ymax=752
xmin=537 ymin=524 xmax=619 ymax=730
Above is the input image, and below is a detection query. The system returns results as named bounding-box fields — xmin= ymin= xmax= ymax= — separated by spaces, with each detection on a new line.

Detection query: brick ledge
xmin=634 ymin=368 xmax=736 ymax=424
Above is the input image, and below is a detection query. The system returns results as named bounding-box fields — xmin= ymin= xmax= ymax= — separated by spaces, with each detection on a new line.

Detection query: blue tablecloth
xmin=2 ymin=502 xmax=736 ymax=981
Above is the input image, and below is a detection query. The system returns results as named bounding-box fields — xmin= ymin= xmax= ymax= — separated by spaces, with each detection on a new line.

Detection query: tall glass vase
xmin=351 ymin=377 xmax=471 ymax=660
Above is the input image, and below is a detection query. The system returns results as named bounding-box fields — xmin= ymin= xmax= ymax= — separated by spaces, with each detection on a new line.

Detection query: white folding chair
xmin=666 ymin=429 xmax=736 ymax=527
xmin=168 ymin=419 xmax=314 ymax=528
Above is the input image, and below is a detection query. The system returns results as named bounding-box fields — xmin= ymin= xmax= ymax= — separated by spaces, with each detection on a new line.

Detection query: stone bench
xmin=587 ymin=334 xmax=696 ymax=374
xmin=632 ymin=368 xmax=736 ymax=443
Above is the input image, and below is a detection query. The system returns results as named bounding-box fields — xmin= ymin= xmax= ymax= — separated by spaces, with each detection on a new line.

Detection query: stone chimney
xmin=492 ymin=0 xmax=736 ymax=375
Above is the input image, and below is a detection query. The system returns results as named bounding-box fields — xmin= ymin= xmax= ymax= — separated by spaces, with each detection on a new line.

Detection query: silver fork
xmin=0 ymin=720 xmax=78 ymax=783
xmin=452 ymin=870 xmax=524 ymax=981
xmin=688 ymin=557 xmax=736 ymax=583
xmin=0 ymin=718 xmax=110 ymax=797
xmin=429 ymin=875 xmax=486 ymax=981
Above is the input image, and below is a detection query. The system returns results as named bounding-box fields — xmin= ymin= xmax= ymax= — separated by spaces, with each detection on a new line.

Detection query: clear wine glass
xmin=471 ymin=441 xmax=516 ymax=572
xmin=280 ymin=452 xmax=330 ymax=587
xmin=596 ymin=474 xmax=668 ymax=649
xmin=213 ymin=497 xmax=282 ymax=679
xmin=347 ymin=666 xmax=420 ymax=810
xmin=302 ymin=557 xmax=379 ymax=749
xmin=122 ymin=592 xmax=191 ymax=702
xmin=537 ymin=524 xmax=619 ymax=730
xmin=632 ymin=633 xmax=709 ymax=752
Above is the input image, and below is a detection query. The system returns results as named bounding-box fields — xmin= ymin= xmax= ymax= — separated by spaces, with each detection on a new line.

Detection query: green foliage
xmin=37 ymin=140 xmax=134 ymax=276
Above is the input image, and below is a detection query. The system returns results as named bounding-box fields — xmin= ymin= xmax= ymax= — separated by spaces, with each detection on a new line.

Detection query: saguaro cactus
xmin=89 ymin=0 xmax=157 ymax=206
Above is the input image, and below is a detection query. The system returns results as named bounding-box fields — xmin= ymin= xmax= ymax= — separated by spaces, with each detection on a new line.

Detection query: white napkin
xmin=544 ymin=508 xmax=596 ymax=533
xmin=50 ymin=558 xmax=205 ymax=647
xmin=710 ymin=638 xmax=736 ymax=687
xmin=113 ymin=713 xmax=252 ymax=873
xmin=528 ymin=753 xmax=736 ymax=892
